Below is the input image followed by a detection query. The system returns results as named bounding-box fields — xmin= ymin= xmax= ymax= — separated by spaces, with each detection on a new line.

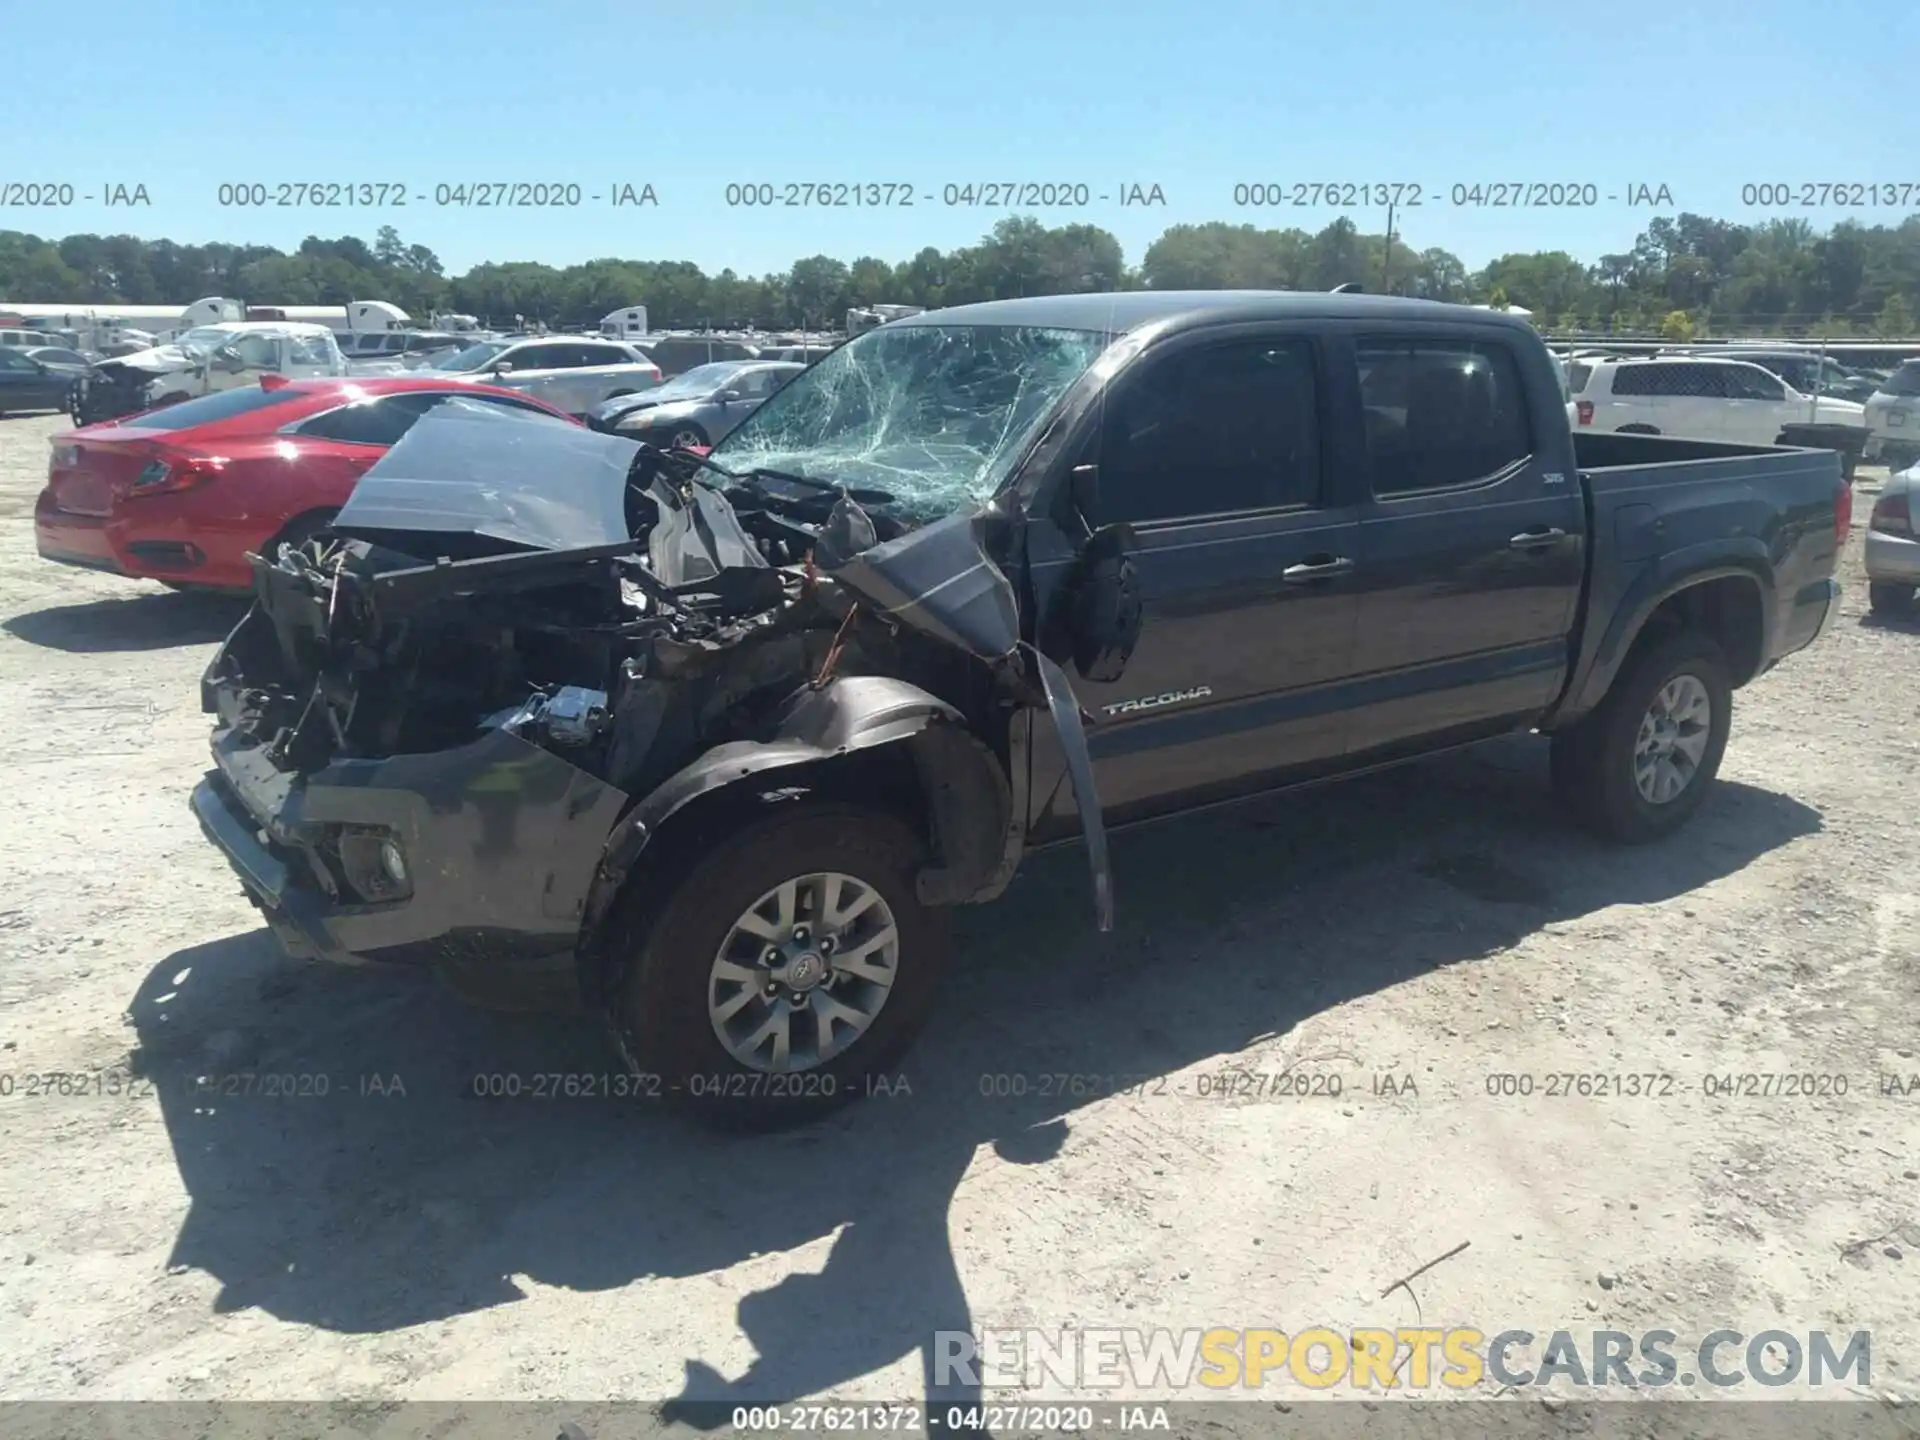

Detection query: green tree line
xmin=2 ymin=212 xmax=1916 ymax=337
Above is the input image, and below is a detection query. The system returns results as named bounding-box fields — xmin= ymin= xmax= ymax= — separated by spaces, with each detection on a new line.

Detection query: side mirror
xmin=493 ymin=361 xmax=514 ymax=376
xmin=1068 ymin=521 xmax=1142 ymax=684
xmin=716 ymin=389 xmax=741 ymax=404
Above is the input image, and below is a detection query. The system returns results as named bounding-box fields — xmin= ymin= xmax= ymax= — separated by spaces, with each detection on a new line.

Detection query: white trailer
xmin=244 ymin=300 xmax=410 ymax=334
xmin=599 ymin=305 xmax=650 ymax=340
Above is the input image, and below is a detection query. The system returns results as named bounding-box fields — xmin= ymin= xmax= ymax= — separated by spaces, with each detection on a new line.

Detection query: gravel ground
xmin=0 ymin=409 xmax=1916 ymax=1417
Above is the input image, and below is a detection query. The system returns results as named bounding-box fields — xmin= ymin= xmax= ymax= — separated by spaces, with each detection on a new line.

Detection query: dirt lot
xmin=0 ymin=408 xmax=1916 ymax=1413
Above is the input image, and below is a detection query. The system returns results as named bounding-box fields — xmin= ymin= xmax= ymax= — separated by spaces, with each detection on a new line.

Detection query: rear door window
xmin=1355 ymin=338 xmax=1533 ymax=494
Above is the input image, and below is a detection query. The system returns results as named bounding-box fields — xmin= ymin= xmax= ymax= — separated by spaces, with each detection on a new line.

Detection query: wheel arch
xmin=1557 ymin=562 xmax=1772 ymax=726
xmin=261 ymin=505 xmax=342 ymax=555
xmin=575 ymin=676 xmax=1015 ymax=1009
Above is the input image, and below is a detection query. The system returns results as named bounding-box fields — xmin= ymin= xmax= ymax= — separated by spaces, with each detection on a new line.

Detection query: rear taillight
xmin=128 ymin=454 xmax=226 ymax=498
xmin=1869 ymin=489 xmax=1910 ymax=537
xmin=1575 ymin=400 xmax=1594 ymax=426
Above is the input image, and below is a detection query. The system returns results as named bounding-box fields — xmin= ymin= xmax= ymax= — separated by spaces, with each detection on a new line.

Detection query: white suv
xmin=1567 ymin=356 xmax=1868 ymax=456
xmin=416 ymin=336 xmax=663 ymax=415
xmin=1863 ymin=361 xmax=1920 ymax=472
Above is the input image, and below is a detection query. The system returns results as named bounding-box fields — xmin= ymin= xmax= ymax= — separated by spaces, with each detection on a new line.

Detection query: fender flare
xmin=1560 ymin=554 xmax=1773 ymax=722
xmin=577 ymin=674 xmax=1017 ymax=965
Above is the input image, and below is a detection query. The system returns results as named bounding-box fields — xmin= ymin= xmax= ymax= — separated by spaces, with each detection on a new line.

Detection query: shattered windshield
xmin=711 ymin=323 xmax=1112 ymax=522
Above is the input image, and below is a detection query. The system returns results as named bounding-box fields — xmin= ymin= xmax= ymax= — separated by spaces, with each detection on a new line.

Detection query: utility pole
xmin=1381 ymin=200 xmax=1396 ymax=294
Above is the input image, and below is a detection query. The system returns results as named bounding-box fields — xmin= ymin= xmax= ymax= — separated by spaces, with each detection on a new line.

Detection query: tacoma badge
xmin=1103 ymin=685 xmax=1213 ymax=718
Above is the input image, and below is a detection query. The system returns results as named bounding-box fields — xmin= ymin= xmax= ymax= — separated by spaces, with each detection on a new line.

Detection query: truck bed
xmin=1550 ymin=431 xmax=1845 ymax=725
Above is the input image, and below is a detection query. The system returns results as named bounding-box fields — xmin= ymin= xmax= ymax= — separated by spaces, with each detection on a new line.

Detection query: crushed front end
xmin=190 ymin=399 xmax=1093 ymax=993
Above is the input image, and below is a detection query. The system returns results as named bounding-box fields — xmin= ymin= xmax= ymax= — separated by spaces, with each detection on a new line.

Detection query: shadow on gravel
xmin=127 ymin=737 xmax=1821 ymax=1415
xmin=3 ymin=589 xmax=247 ymax=653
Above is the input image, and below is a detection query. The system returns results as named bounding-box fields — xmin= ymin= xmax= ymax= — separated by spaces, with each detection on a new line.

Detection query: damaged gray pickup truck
xmin=193 ymin=292 xmax=1846 ymax=1126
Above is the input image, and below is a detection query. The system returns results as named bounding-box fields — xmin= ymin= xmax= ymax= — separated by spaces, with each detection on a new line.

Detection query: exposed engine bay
xmin=211 ymin=421 xmax=994 ymax=787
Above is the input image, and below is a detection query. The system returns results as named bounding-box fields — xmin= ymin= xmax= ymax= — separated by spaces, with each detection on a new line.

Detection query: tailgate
xmin=45 ymin=433 xmax=166 ymax=517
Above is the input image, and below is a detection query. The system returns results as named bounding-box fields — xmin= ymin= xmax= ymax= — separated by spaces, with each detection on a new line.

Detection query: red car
xmin=34 ymin=376 xmax=578 ymax=592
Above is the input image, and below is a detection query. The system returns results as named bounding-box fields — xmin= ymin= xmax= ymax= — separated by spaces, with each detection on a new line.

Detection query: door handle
xmin=1282 ymin=555 xmax=1355 ymax=583
xmin=1508 ymin=528 xmax=1566 ymax=549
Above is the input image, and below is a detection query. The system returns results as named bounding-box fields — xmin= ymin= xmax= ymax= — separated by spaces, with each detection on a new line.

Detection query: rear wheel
xmin=1869 ymin=581 xmax=1915 ymax=616
xmin=605 ymin=804 xmax=948 ymax=1130
xmin=1550 ymin=629 xmax=1733 ymax=843
xmin=1617 ymin=423 xmax=1661 ymax=435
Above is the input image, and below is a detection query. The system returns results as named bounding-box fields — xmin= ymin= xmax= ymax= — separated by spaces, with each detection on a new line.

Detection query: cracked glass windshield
xmin=711 ymin=323 xmax=1113 ymax=523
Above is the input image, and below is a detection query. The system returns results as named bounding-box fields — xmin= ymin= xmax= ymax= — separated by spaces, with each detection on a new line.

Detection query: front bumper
xmin=192 ymin=722 xmax=630 ymax=968
xmin=1865 ymin=527 xmax=1920 ymax=585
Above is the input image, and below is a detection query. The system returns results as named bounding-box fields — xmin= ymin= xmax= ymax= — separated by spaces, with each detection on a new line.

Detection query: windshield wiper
xmin=747 ymin=465 xmax=833 ymax=491
xmin=635 ymin=441 xmax=740 ymax=492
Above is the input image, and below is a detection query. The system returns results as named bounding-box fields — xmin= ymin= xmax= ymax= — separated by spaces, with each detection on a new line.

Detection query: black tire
xmin=1618 ymin=423 xmax=1661 ymax=435
xmin=665 ymin=423 xmax=710 ymax=451
xmin=1549 ymin=629 xmax=1733 ymax=843
xmin=605 ymin=804 xmax=949 ymax=1130
xmin=1869 ymin=581 xmax=1915 ymax=616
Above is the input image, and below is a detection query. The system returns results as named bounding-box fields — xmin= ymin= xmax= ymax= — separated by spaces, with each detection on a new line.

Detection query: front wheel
xmin=665 ymin=423 xmax=710 ymax=451
xmin=606 ymin=804 xmax=948 ymax=1129
xmin=1550 ymin=629 xmax=1733 ymax=843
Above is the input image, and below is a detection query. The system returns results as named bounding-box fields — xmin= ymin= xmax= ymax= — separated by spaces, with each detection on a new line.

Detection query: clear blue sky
xmin=4 ymin=0 xmax=1915 ymax=279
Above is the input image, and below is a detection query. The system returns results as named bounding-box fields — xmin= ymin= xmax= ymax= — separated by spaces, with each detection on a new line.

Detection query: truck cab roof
xmin=890 ymin=290 xmax=1532 ymax=339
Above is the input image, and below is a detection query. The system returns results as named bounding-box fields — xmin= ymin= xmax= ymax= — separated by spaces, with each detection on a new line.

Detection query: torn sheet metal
xmin=1031 ymin=646 xmax=1113 ymax=932
xmin=823 ymin=511 xmax=1021 ymax=661
xmin=645 ymin=472 xmax=769 ymax=585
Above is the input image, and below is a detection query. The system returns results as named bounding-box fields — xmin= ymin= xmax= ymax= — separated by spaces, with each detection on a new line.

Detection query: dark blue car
xmin=0 ymin=347 xmax=80 ymax=417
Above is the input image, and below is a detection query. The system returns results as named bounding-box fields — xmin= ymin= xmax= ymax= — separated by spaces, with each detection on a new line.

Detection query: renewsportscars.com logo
xmin=932 ymin=1327 xmax=1873 ymax=1392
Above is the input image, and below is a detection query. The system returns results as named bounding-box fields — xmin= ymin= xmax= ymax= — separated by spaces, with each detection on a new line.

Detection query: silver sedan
xmin=586 ymin=361 xmax=802 ymax=446
xmin=1865 ymin=460 xmax=1920 ymax=615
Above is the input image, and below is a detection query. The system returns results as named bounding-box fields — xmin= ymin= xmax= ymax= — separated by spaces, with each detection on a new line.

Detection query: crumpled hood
xmin=100 ymin=343 xmax=195 ymax=376
xmin=328 ymin=393 xmax=1017 ymax=657
xmin=333 ymin=397 xmax=635 ymax=551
